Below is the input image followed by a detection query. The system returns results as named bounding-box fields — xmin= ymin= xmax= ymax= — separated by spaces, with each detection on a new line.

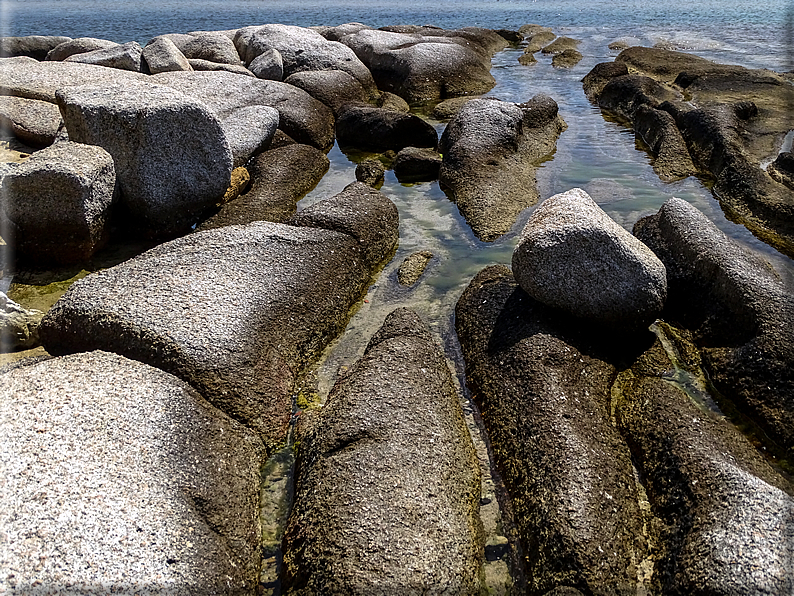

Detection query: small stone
xmin=397 ymin=251 xmax=433 ymax=286
xmin=355 ymin=159 xmax=385 ymax=187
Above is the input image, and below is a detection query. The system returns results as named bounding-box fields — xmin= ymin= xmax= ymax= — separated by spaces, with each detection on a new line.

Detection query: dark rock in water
xmin=393 ymin=146 xmax=442 ymax=182
xmin=141 ymin=36 xmax=192 ymax=73
xmin=0 ymin=35 xmax=72 ymax=60
xmin=0 ymin=95 xmax=62 ymax=147
xmin=354 ymin=158 xmax=385 ymax=187
xmin=768 ymin=151 xmax=794 ymax=190
xmin=397 ymin=250 xmax=433 ymax=286
xmin=284 ymin=69 xmax=369 ymax=117
xmin=0 ymin=291 xmax=43 ymax=352
xmin=524 ymin=30 xmax=556 ymax=54
xmin=455 ymin=265 xmax=649 ymax=596
xmin=494 ymin=29 xmax=523 ymax=44
xmin=39 ymin=218 xmax=393 ymax=452
xmin=186 ymin=58 xmax=253 ymax=76
xmin=282 ymin=308 xmax=484 ymax=595
xmin=0 ymin=350 xmax=266 ymax=591
xmin=518 ymin=52 xmax=538 ymax=66
xmin=512 ymin=188 xmax=666 ymax=329
xmin=198 ymin=143 xmax=329 ymax=230
xmin=596 ymin=74 xmax=682 ymax=121
xmin=45 ymin=37 xmax=118 ymax=61
xmin=541 ymin=36 xmax=580 ymax=55
xmin=634 ymin=197 xmax=794 ymax=457
xmin=288 ymin=181 xmax=399 ymax=268
xmin=439 ymin=95 xmax=566 ymax=241
xmin=551 ymin=48 xmax=582 ymax=68
xmin=57 ymin=80 xmax=232 ymax=236
xmin=336 ymin=104 xmax=438 ymax=152
xmin=581 ymin=60 xmax=628 ymax=101
xmin=0 ymin=141 xmax=116 ymax=266
xmin=633 ymin=104 xmax=697 ymax=181
xmin=64 ymin=41 xmax=143 ymax=72
xmin=616 ymin=338 xmax=794 ymax=595
xmin=248 ymin=48 xmax=283 ymax=80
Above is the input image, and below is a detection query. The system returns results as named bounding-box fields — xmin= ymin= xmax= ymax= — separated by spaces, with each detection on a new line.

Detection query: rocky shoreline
xmin=1 ymin=22 xmax=792 ymax=595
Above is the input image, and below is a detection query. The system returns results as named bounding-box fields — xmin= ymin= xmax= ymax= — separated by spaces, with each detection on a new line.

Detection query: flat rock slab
xmin=282 ymin=308 xmax=484 ymax=595
xmin=39 ymin=220 xmax=392 ymax=452
xmin=0 ymin=350 xmax=266 ymax=594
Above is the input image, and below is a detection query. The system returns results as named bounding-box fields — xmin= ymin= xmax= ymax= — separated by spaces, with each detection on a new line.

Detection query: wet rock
xmin=282 ymin=308 xmax=484 ymax=595
xmin=141 ymin=36 xmax=192 ymax=73
xmin=248 ymin=47 xmax=283 ymax=80
xmin=152 ymin=70 xmax=335 ymax=149
xmin=518 ymin=52 xmax=538 ymax=65
xmin=513 ymin=188 xmax=666 ymax=329
xmin=336 ymin=104 xmax=438 ymax=152
xmin=40 ymin=219 xmax=390 ymax=452
xmin=0 ymin=350 xmax=266 ymax=591
xmin=608 ymin=40 xmax=631 ymax=51
xmin=768 ymin=151 xmax=794 ymax=190
xmin=284 ymin=69 xmax=369 ymax=117
xmin=596 ymin=74 xmax=682 ymax=121
xmin=431 ymin=96 xmax=478 ymax=120
xmin=524 ymin=30 xmax=556 ymax=54
xmin=0 ymin=35 xmax=72 ymax=60
xmin=634 ymin=197 xmax=794 ymax=458
xmin=393 ymin=146 xmax=442 ymax=182
xmin=551 ymin=48 xmax=582 ymax=68
xmin=288 ymin=181 xmax=399 ymax=268
xmin=187 ymin=58 xmax=254 ymax=76
xmin=0 ymin=95 xmax=62 ymax=147
xmin=218 ymin=104 xmax=279 ymax=167
xmin=518 ymin=24 xmax=552 ymax=38
xmin=439 ymin=95 xmax=566 ymax=241
xmin=581 ymin=60 xmax=629 ymax=101
xmin=64 ymin=41 xmax=143 ymax=72
xmin=455 ymin=265 xmax=648 ymax=596
xmin=397 ymin=250 xmax=433 ymax=286
xmin=541 ymin=36 xmax=581 ymax=55
xmin=176 ymin=32 xmax=241 ymax=65
xmin=0 ymin=291 xmax=43 ymax=352
xmin=376 ymin=90 xmax=410 ymax=112
xmin=633 ymin=104 xmax=697 ymax=181
xmin=198 ymin=143 xmax=328 ymax=230
xmin=45 ymin=37 xmax=118 ymax=61
xmin=57 ymin=80 xmax=232 ymax=236
xmin=340 ymin=28 xmax=495 ymax=104
xmin=494 ymin=29 xmax=523 ymax=44
xmin=0 ymin=141 xmax=116 ymax=266
xmin=354 ymin=158 xmax=385 ymax=187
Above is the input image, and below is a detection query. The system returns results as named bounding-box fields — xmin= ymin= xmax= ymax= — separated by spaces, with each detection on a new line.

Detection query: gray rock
xmin=354 ymin=158 xmax=385 ymax=187
xmin=64 ymin=41 xmax=143 ymax=72
xmin=439 ymin=95 xmax=566 ymax=241
xmin=541 ymin=36 xmax=581 ymax=54
xmin=393 ymin=146 xmax=442 ymax=182
xmin=287 ymin=181 xmax=399 ymax=268
xmin=340 ymin=28 xmax=495 ymax=104
xmin=0 ymin=350 xmax=266 ymax=592
xmin=0 ymin=291 xmax=43 ymax=352
xmin=551 ymin=48 xmax=583 ymax=68
xmin=0 ymin=35 xmax=72 ymax=60
xmin=179 ymin=32 xmax=241 ymax=65
xmin=0 ymin=95 xmax=62 ymax=147
xmin=198 ymin=144 xmax=329 ymax=230
xmin=455 ymin=265 xmax=648 ymax=596
xmin=219 ymin=105 xmax=279 ymax=167
xmin=234 ymin=24 xmax=378 ymax=99
xmin=518 ymin=52 xmax=538 ymax=66
xmin=152 ymin=70 xmax=335 ymax=149
xmin=39 ymin=219 xmax=394 ymax=452
xmin=45 ymin=37 xmax=118 ymax=61
xmin=248 ymin=47 xmax=283 ymax=80
xmin=284 ymin=69 xmax=369 ymax=117
xmin=187 ymin=58 xmax=254 ymax=76
xmin=0 ymin=141 xmax=116 ymax=265
xmin=397 ymin=250 xmax=433 ymax=286
xmin=141 ymin=36 xmax=192 ymax=74
xmin=282 ymin=308 xmax=484 ymax=595
xmin=336 ymin=104 xmax=437 ymax=152
xmin=313 ymin=22 xmax=372 ymax=42
xmin=57 ymin=80 xmax=232 ymax=236
xmin=512 ymin=188 xmax=666 ymax=328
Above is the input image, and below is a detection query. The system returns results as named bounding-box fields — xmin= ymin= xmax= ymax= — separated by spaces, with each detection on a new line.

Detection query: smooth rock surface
xmin=0 ymin=95 xmax=62 ymax=147
xmin=64 ymin=41 xmax=143 ymax=72
xmin=45 ymin=37 xmax=118 ymax=61
xmin=141 ymin=36 xmax=193 ymax=74
xmin=336 ymin=104 xmax=438 ymax=152
xmin=186 ymin=58 xmax=254 ymax=76
xmin=248 ymin=48 xmax=283 ymax=80
xmin=178 ymin=32 xmax=241 ymax=65
xmin=284 ymin=69 xmax=369 ymax=117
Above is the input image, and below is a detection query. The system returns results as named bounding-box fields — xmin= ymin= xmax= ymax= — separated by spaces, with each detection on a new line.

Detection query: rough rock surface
xmin=439 ymin=95 xmax=566 ymax=241
xmin=455 ymin=265 xmax=648 ymax=595
xmin=248 ymin=48 xmax=283 ymax=80
xmin=45 ymin=37 xmax=118 ymax=61
xmin=39 ymin=220 xmax=394 ymax=452
xmin=186 ymin=58 xmax=253 ymax=76
xmin=0 ymin=95 xmax=62 ymax=147
xmin=0 ymin=291 xmax=43 ymax=352
xmin=0 ymin=350 xmax=266 ymax=593
xmin=141 ymin=36 xmax=193 ymax=73
xmin=512 ymin=188 xmax=667 ymax=328
xmin=64 ymin=41 xmax=143 ymax=72
xmin=634 ymin=197 xmax=794 ymax=458
xmin=198 ymin=144 xmax=329 ymax=230
xmin=769 ymin=151 xmax=794 ymax=190
xmin=354 ymin=158 xmax=385 ymax=187
xmin=393 ymin=146 xmax=442 ymax=182
xmin=632 ymin=104 xmax=697 ymax=181
xmin=0 ymin=35 xmax=72 ymax=60
xmin=177 ymin=32 xmax=241 ymax=65
xmin=282 ymin=308 xmax=484 ymax=595
xmin=218 ymin=104 xmax=279 ymax=167
xmin=336 ymin=105 xmax=438 ymax=152
xmin=431 ymin=96 xmax=478 ymax=120
xmin=376 ymin=90 xmax=410 ymax=112
xmin=551 ymin=48 xmax=582 ymax=68
xmin=152 ymin=70 xmax=335 ymax=149
xmin=57 ymin=80 xmax=232 ymax=236
xmin=0 ymin=141 xmax=116 ymax=265
xmin=397 ymin=250 xmax=433 ymax=286
xmin=284 ymin=69 xmax=369 ymax=117
xmin=541 ymin=36 xmax=580 ymax=54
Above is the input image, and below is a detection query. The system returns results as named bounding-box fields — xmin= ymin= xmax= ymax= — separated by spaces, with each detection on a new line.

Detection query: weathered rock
xmin=313 ymin=22 xmax=372 ymax=42
xmin=141 ymin=36 xmax=192 ymax=73
xmin=633 ymin=104 xmax=697 ymax=181
xmin=494 ymin=29 xmax=523 ymax=44
xmin=57 ymin=80 xmax=232 ymax=236
xmin=581 ymin=60 xmax=629 ymax=101
xmin=355 ymin=158 xmax=385 ymax=187
xmin=431 ymin=96 xmax=478 ymax=120
xmin=615 ymin=338 xmax=794 ymax=595
xmin=0 ymin=95 xmax=61 ymax=147
xmin=596 ymin=74 xmax=682 ymax=121
xmin=64 ymin=41 xmax=143 ymax=72
xmin=218 ymin=105 xmax=279 ymax=167
xmin=45 ymin=37 xmax=118 ymax=61
xmin=551 ymin=48 xmax=582 ymax=68
xmin=608 ymin=39 xmax=631 ymax=51
xmin=518 ymin=24 xmax=552 ymax=38
xmin=187 ymin=58 xmax=254 ymax=76
xmin=397 ymin=250 xmax=433 ymax=286
xmin=198 ymin=144 xmax=329 ymax=230
xmin=152 ymin=70 xmax=335 ymax=149
xmin=525 ymin=30 xmax=556 ymax=53
xmin=221 ymin=166 xmax=251 ymax=204
xmin=340 ymin=28 xmax=495 ymax=104
xmin=336 ymin=104 xmax=438 ymax=152
xmin=0 ymin=350 xmax=266 ymax=592
xmin=178 ymin=32 xmax=241 ymax=65
xmin=40 ymin=219 xmax=393 ymax=451
xmin=284 ymin=69 xmax=369 ymax=117
xmin=376 ymin=91 xmax=410 ymax=112
xmin=248 ymin=48 xmax=283 ymax=80
xmin=282 ymin=308 xmax=484 ymax=595
xmin=541 ymin=36 xmax=581 ymax=55
xmin=768 ymin=151 xmax=794 ymax=190
xmin=439 ymin=95 xmax=566 ymax=241
xmin=393 ymin=146 xmax=442 ymax=182
xmin=455 ymin=265 xmax=648 ymax=596
xmin=634 ymin=197 xmax=794 ymax=457
xmin=287 ymin=181 xmax=399 ymax=268
xmin=512 ymin=188 xmax=666 ymax=328
xmin=0 ymin=141 xmax=116 ymax=265
xmin=0 ymin=35 xmax=72 ymax=60
xmin=518 ymin=52 xmax=538 ymax=66
xmin=0 ymin=291 xmax=43 ymax=351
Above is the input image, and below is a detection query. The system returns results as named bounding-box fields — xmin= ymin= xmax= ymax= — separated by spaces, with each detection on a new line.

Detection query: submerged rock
xmin=551 ymin=48 xmax=582 ymax=68
xmin=397 ymin=250 xmax=433 ymax=286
